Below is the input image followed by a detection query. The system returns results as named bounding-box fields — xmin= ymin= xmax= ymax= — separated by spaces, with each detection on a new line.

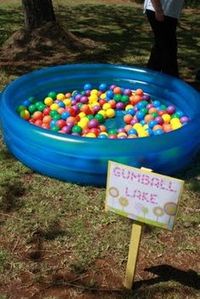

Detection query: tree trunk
xmin=22 ymin=0 xmax=56 ymax=30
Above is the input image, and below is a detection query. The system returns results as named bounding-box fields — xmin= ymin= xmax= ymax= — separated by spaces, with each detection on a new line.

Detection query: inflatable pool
xmin=0 ymin=64 xmax=200 ymax=186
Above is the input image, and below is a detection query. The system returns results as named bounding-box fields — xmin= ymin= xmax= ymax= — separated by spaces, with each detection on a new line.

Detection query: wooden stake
xmin=123 ymin=167 xmax=152 ymax=289
xmin=123 ymin=221 xmax=143 ymax=289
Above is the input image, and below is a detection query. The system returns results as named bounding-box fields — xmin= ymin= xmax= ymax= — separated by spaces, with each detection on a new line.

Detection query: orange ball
xmin=32 ymin=111 xmax=43 ymax=120
xmin=144 ymin=114 xmax=154 ymax=123
xmin=43 ymin=115 xmax=52 ymax=124
xmin=124 ymin=124 xmax=133 ymax=132
xmin=149 ymin=107 xmax=157 ymax=114
xmin=135 ymin=88 xmax=144 ymax=96
xmin=99 ymin=125 xmax=107 ymax=132
xmin=153 ymin=124 xmax=162 ymax=131
xmin=163 ymin=124 xmax=172 ymax=132
xmin=130 ymin=95 xmax=142 ymax=105
xmin=123 ymin=114 xmax=133 ymax=124
xmin=113 ymin=86 xmax=122 ymax=94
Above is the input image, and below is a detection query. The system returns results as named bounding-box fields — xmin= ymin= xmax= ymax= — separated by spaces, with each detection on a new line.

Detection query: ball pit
xmin=0 ymin=63 xmax=200 ymax=186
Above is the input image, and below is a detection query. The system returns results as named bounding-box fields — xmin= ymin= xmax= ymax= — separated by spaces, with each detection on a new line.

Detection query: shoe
xmin=196 ymin=70 xmax=200 ymax=81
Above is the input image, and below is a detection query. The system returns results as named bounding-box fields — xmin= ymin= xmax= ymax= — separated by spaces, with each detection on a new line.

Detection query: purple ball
xmin=117 ymin=127 xmax=126 ymax=133
xmin=130 ymin=118 xmax=138 ymax=125
xmin=180 ymin=116 xmax=189 ymax=124
xmin=74 ymin=94 xmax=82 ymax=102
xmin=92 ymin=105 xmax=101 ymax=113
xmin=142 ymin=94 xmax=150 ymax=101
xmin=71 ymin=99 xmax=77 ymax=105
xmin=155 ymin=116 xmax=164 ymax=125
xmin=110 ymin=84 xmax=116 ymax=90
xmin=116 ymin=102 xmax=125 ymax=110
xmin=85 ymin=90 xmax=91 ymax=96
xmin=62 ymin=125 xmax=72 ymax=134
xmin=123 ymin=88 xmax=132 ymax=96
xmin=88 ymin=119 xmax=99 ymax=129
xmin=167 ymin=105 xmax=176 ymax=114
xmin=80 ymin=96 xmax=88 ymax=104
xmin=147 ymin=103 xmax=153 ymax=109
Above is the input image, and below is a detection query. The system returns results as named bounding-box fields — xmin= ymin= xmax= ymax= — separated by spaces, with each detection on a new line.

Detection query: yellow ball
xmin=106 ymin=108 xmax=115 ymax=118
xmin=98 ymin=110 xmax=106 ymax=117
xmin=89 ymin=95 xmax=98 ymax=104
xmin=85 ymin=132 xmax=96 ymax=138
xmin=63 ymin=99 xmax=71 ymax=107
xmin=78 ymin=119 xmax=88 ymax=129
xmin=170 ymin=117 xmax=180 ymax=125
xmin=50 ymin=103 xmax=59 ymax=110
xmin=44 ymin=97 xmax=53 ymax=106
xmin=78 ymin=112 xmax=86 ymax=119
xmin=103 ymin=103 xmax=111 ymax=110
xmin=90 ymin=89 xmax=98 ymax=95
xmin=117 ymin=132 xmax=127 ymax=138
xmin=162 ymin=113 xmax=171 ymax=123
xmin=133 ymin=123 xmax=142 ymax=130
xmin=100 ymin=93 xmax=106 ymax=99
xmin=125 ymin=104 xmax=134 ymax=111
xmin=56 ymin=93 xmax=65 ymax=100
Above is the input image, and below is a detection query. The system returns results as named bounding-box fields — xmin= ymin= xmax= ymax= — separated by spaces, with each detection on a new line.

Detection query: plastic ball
xmin=99 ymin=83 xmax=107 ymax=91
xmin=84 ymin=83 xmax=92 ymax=91
xmin=88 ymin=119 xmax=99 ymax=129
xmin=20 ymin=109 xmax=30 ymax=120
xmin=106 ymin=108 xmax=115 ymax=118
xmin=48 ymin=91 xmax=57 ymax=99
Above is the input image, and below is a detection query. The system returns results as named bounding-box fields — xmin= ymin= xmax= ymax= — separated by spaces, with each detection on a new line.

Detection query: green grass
xmin=0 ymin=1 xmax=200 ymax=299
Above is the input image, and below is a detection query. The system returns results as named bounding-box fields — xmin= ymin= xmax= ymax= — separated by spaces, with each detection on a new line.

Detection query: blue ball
xmin=106 ymin=90 xmax=114 ymax=99
xmin=128 ymin=128 xmax=137 ymax=135
xmin=149 ymin=120 xmax=158 ymax=129
xmin=61 ymin=111 xmax=70 ymax=120
xmin=153 ymin=100 xmax=161 ymax=107
xmin=99 ymin=83 xmax=107 ymax=92
xmin=84 ymin=83 xmax=92 ymax=91
xmin=136 ymin=111 xmax=145 ymax=120
xmin=153 ymin=129 xmax=164 ymax=135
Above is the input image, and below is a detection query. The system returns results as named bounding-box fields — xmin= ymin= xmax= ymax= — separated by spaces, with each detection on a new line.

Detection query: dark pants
xmin=146 ymin=9 xmax=179 ymax=77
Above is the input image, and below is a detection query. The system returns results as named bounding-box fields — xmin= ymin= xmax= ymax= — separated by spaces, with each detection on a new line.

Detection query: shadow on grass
xmin=133 ymin=264 xmax=200 ymax=290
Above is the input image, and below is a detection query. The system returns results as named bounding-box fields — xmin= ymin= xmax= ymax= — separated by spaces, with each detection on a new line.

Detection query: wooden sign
xmin=105 ymin=161 xmax=184 ymax=231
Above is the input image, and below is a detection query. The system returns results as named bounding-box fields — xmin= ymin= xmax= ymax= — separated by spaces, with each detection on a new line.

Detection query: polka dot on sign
xmin=17 ymin=83 xmax=190 ymax=139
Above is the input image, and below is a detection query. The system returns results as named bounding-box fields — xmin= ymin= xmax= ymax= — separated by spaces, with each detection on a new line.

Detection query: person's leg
xmin=161 ymin=16 xmax=179 ymax=77
xmin=146 ymin=9 xmax=164 ymax=72
xmin=146 ymin=10 xmax=179 ymax=77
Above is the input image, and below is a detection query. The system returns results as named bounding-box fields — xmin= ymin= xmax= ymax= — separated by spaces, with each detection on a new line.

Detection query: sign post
xmin=105 ymin=161 xmax=184 ymax=289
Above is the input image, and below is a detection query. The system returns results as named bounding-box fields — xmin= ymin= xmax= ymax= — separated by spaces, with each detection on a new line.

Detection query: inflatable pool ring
xmin=0 ymin=64 xmax=200 ymax=186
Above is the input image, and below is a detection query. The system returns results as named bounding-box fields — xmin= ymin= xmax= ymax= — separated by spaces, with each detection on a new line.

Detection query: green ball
xmin=95 ymin=113 xmax=105 ymax=123
xmin=28 ymin=96 xmax=36 ymax=103
xmin=72 ymin=125 xmax=82 ymax=134
xmin=16 ymin=105 xmax=26 ymax=114
xmin=114 ymin=94 xmax=122 ymax=102
xmin=87 ymin=114 xmax=94 ymax=120
xmin=121 ymin=95 xmax=129 ymax=103
xmin=48 ymin=91 xmax=57 ymax=100
xmin=28 ymin=104 xmax=37 ymax=114
xmin=151 ymin=112 xmax=158 ymax=118
xmin=37 ymin=103 xmax=46 ymax=112
xmin=108 ymin=128 xmax=117 ymax=135
xmin=51 ymin=126 xmax=60 ymax=132
xmin=52 ymin=114 xmax=61 ymax=121
xmin=50 ymin=110 xmax=59 ymax=117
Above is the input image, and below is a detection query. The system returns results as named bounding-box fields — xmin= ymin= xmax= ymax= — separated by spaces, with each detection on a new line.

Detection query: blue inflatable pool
xmin=1 ymin=64 xmax=200 ymax=186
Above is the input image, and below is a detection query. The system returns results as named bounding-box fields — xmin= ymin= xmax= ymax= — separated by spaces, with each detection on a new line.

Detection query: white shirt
xmin=144 ymin=0 xmax=184 ymax=19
